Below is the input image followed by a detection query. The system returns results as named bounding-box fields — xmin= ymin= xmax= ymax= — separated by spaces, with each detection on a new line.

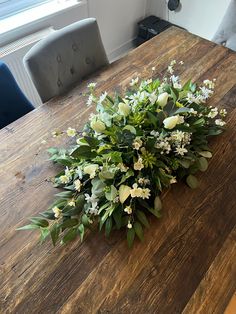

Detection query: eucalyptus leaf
xmin=186 ymin=175 xmax=199 ymax=189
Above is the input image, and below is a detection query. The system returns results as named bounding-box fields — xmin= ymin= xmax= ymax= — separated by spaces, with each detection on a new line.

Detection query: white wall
xmin=146 ymin=0 xmax=231 ymax=40
xmin=88 ymin=0 xmax=147 ymax=60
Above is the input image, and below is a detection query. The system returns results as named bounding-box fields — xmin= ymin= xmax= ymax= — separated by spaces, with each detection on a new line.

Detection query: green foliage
xmin=18 ymin=62 xmax=227 ymax=248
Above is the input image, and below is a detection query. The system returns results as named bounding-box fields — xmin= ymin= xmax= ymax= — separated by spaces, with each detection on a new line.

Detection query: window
xmin=0 ymin=0 xmax=51 ymax=20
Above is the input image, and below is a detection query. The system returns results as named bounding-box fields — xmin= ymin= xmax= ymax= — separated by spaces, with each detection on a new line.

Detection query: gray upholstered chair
xmin=212 ymin=0 xmax=236 ymax=51
xmin=24 ymin=18 xmax=108 ymax=103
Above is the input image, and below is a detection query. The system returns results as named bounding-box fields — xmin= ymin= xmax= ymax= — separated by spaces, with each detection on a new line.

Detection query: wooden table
xmin=0 ymin=27 xmax=236 ymax=314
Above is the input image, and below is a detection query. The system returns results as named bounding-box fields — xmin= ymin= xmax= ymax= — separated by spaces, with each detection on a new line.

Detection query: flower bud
xmin=118 ymin=102 xmax=130 ymax=117
xmin=163 ymin=116 xmax=179 ymax=129
xmin=90 ymin=120 xmax=106 ymax=133
xmin=157 ymin=92 xmax=169 ymax=108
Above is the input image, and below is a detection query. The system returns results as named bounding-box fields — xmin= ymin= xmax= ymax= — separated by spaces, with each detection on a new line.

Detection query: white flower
xmin=127 ymin=222 xmax=133 ymax=229
xmin=130 ymin=77 xmax=139 ymax=86
xmin=175 ymin=146 xmax=188 ymax=156
xmin=167 ymin=65 xmax=174 ymax=74
xmin=74 ymin=179 xmax=82 ymax=192
xmin=150 ymin=130 xmax=159 ymax=137
xmin=163 ymin=116 xmax=179 ymax=129
xmin=117 ymin=163 xmax=129 ymax=172
xmin=119 ymin=185 xmax=131 ymax=204
xmin=170 ymin=60 xmax=176 ymax=66
xmin=140 ymin=188 xmax=151 ymax=199
xmin=177 ymin=115 xmax=185 ymax=124
xmin=68 ymin=199 xmax=76 ymax=207
xmin=170 ymin=75 xmax=182 ymax=89
xmin=157 ymin=92 xmax=169 ymax=108
xmin=91 ymin=119 xmax=106 ymax=133
xmin=149 ymin=92 xmax=158 ymax=105
xmin=203 ymin=79 xmax=215 ymax=89
xmin=59 ymin=175 xmax=70 ymax=184
xmin=87 ymin=82 xmax=97 ymax=89
xmin=179 ymin=61 xmax=184 ymax=65
xmin=215 ymin=119 xmax=226 ymax=126
xmin=52 ymin=206 xmax=62 ymax=219
xmin=124 ymin=206 xmax=132 ymax=214
xmin=134 ymin=158 xmax=144 ymax=171
xmin=132 ymin=138 xmax=143 ymax=150
xmin=118 ymin=102 xmax=130 ymax=116
xmin=99 ymin=92 xmax=107 ymax=103
xmin=84 ymin=164 xmax=99 ymax=178
xmin=130 ymin=183 xmax=142 ymax=198
xmin=200 ymin=86 xmax=213 ymax=99
xmin=207 ymin=108 xmax=218 ymax=118
xmin=75 ymin=166 xmax=83 ymax=179
xmin=86 ymin=94 xmax=96 ymax=106
xmin=85 ymin=193 xmax=99 ymax=215
xmin=189 ymin=108 xmax=198 ymax=115
xmin=220 ymin=109 xmax=227 ymax=117
xmin=170 ymin=177 xmax=177 ymax=184
xmin=151 ymin=66 xmax=156 ymax=71
xmin=66 ymin=127 xmax=76 ymax=137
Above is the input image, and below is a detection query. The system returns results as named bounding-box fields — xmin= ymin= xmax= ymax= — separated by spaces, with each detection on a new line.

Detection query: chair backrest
xmin=23 ymin=18 xmax=109 ymax=103
xmin=0 ymin=61 xmax=34 ymax=129
xmin=212 ymin=0 xmax=236 ymax=51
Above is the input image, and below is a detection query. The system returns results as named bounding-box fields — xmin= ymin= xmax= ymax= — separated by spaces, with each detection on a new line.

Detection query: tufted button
xmin=222 ymin=41 xmax=227 ymax=47
xmin=72 ymin=43 xmax=78 ymax=51
xmin=57 ymin=79 xmax=63 ymax=87
xmin=57 ymin=55 xmax=62 ymax=63
xmin=85 ymin=57 xmax=91 ymax=64
xmin=70 ymin=67 xmax=75 ymax=75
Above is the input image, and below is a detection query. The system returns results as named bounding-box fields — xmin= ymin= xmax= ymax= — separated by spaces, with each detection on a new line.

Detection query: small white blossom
xmin=134 ymin=158 xmax=144 ymax=171
xmin=203 ymin=79 xmax=215 ymax=89
xmin=207 ymin=108 xmax=218 ymax=118
xmin=132 ymin=138 xmax=143 ymax=150
xmin=149 ymin=92 xmax=158 ymax=105
xmin=117 ymin=163 xmax=129 ymax=172
xmin=152 ymin=66 xmax=156 ymax=71
xmin=98 ymin=92 xmax=107 ymax=104
xmin=52 ymin=206 xmax=62 ymax=219
xmin=220 ymin=109 xmax=227 ymax=117
xmin=59 ymin=175 xmax=70 ymax=184
xmin=124 ymin=206 xmax=132 ymax=214
xmin=74 ymin=179 xmax=82 ymax=191
xmin=175 ymin=146 xmax=188 ymax=156
xmin=127 ymin=222 xmax=133 ymax=229
xmin=130 ymin=77 xmax=139 ymax=86
xmin=66 ymin=127 xmax=76 ymax=137
xmin=87 ymin=82 xmax=97 ymax=89
xmin=68 ymin=199 xmax=76 ymax=207
xmin=215 ymin=119 xmax=226 ymax=126
xmin=170 ymin=177 xmax=177 ymax=184
xmin=86 ymin=94 xmax=96 ymax=106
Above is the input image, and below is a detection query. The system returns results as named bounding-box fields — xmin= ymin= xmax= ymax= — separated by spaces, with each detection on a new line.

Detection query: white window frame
xmin=0 ymin=0 xmax=52 ymax=20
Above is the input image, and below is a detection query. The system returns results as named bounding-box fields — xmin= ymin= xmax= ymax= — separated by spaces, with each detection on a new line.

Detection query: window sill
xmin=0 ymin=0 xmax=86 ymax=45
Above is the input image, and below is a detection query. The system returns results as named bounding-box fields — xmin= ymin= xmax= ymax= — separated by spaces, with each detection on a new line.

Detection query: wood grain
xmin=0 ymin=27 xmax=236 ymax=314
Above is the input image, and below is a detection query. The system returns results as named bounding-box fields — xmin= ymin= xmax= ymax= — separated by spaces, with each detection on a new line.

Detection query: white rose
xmin=84 ymin=164 xmax=99 ymax=178
xmin=157 ymin=92 xmax=169 ymax=108
xmin=119 ymin=185 xmax=131 ymax=204
xmin=163 ymin=116 xmax=179 ymax=129
xmin=90 ymin=120 xmax=106 ymax=133
xmin=118 ymin=102 xmax=130 ymax=116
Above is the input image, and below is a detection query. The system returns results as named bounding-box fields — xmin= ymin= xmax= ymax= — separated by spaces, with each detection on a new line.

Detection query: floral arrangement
xmin=19 ymin=61 xmax=227 ymax=247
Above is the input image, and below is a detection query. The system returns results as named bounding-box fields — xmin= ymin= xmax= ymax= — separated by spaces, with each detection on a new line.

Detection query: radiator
xmin=0 ymin=27 xmax=55 ymax=107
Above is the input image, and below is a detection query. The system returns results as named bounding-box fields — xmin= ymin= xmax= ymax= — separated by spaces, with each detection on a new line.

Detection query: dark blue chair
xmin=0 ymin=61 xmax=34 ymax=129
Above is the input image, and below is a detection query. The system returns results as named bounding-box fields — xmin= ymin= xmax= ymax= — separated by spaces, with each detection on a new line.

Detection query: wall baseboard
xmin=108 ymin=38 xmax=135 ymax=62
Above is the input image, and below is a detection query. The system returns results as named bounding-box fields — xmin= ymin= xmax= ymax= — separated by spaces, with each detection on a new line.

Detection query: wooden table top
xmin=0 ymin=27 xmax=236 ymax=314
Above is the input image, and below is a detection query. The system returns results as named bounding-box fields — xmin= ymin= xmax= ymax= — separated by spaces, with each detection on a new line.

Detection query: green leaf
xmin=147 ymin=207 xmax=162 ymax=219
xmin=84 ymin=136 xmax=99 ymax=148
xmin=61 ymin=227 xmax=78 ymax=244
xmin=81 ymin=214 xmax=91 ymax=227
xmin=179 ymin=159 xmax=191 ymax=169
xmin=199 ymin=151 xmax=212 ymax=158
xmin=113 ymin=208 xmax=122 ymax=229
xmin=55 ymin=191 xmax=73 ymax=199
xmin=78 ymin=224 xmax=85 ymax=241
xmin=198 ymin=157 xmax=208 ymax=172
xmin=91 ymin=178 xmax=106 ymax=197
xmin=127 ymin=228 xmax=135 ymax=248
xmin=71 ymin=145 xmax=96 ymax=159
xmin=60 ymin=218 xmax=79 ymax=229
xmin=40 ymin=227 xmax=50 ymax=243
xmin=154 ymin=196 xmax=162 ymax=211
xmin=123 ymin=125 xmax=136 ymax=134
xmin=17 ymin=224 xmax=40 ymax=231
xmin=105 ymin=217 xmax=113 ymax=237
xmin=193 ymin=118 xmax=205 ymax=126
xmin=136 ymin=210 xmax=149 ymax=228
xmin=134 ymin=222 xmax=144 ymax=242
xmin=174 ymin=107 xmax=192 ymax=114
xmin=50 ymin=224 xmax=60 ymax=246
xmin=186 ymin=174 xmax=199 ymax=189
xmin=29 ymin=217 xmax=49 ymax=227
xmin=105 ymin=185 xmax=118 ymax=201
